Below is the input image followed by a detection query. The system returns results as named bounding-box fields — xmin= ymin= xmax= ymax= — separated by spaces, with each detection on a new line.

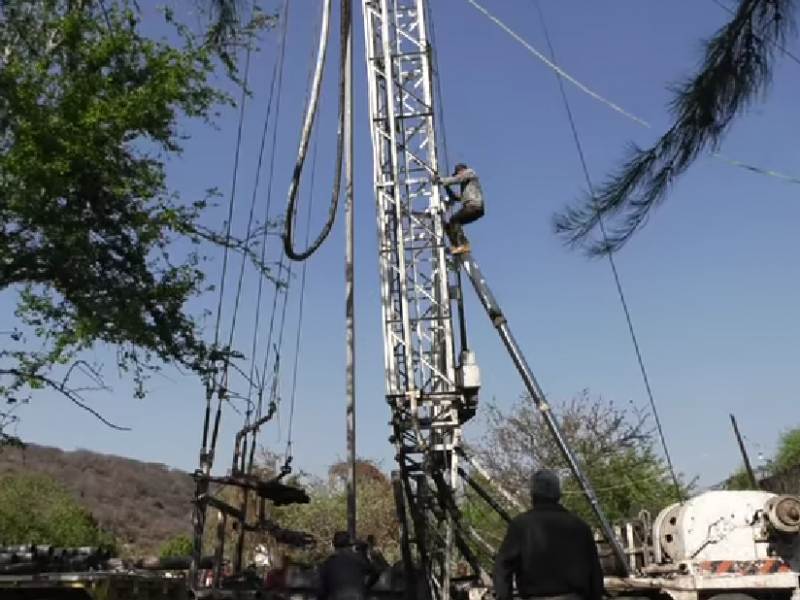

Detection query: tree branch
xmin=0 ymin=366 xmax=130 ymax=431
xmin=553 ymin=0 xmax=797 ymax=256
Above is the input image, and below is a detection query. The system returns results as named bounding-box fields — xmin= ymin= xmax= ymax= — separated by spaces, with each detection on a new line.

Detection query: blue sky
xmin=7 ymin=0 xmax=800 ymax=489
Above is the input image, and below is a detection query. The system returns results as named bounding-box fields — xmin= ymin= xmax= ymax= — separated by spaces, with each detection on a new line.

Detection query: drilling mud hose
xmin=282 ymin=0 xmax=350 ymax=261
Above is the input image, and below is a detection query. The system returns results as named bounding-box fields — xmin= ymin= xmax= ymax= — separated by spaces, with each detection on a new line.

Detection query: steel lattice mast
xmin=361 ymin=0 xmax=476 ymax=597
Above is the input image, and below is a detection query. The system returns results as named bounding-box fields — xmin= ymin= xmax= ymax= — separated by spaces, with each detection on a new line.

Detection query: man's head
xmin=366 ymin=535 xmax=376 ymax=546
xmin=453 ymin=163 xmax=468 ymax=176
xmin=530 ymin=469 xmax=562 ymax=504
xmin=332 ymin=531 xmax=351 ymax=549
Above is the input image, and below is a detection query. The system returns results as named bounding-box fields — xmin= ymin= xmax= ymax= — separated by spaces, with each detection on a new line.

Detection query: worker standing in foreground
xmin=494 ymin=469 xmax=605 ymax=600
xmin=433 ymin=163 xmax=484 ymax=255
xmin=317 ymin=531 xmax=380 ymax=600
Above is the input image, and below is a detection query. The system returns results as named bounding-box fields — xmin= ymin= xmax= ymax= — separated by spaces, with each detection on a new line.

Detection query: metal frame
xmin=361 ymin=0 xmax=466 ymax=597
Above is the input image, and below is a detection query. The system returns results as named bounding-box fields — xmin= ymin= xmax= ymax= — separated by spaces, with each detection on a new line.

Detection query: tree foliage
xmin=773 ymin=427 xmax=800 ymax=470
xmin=724 ymin=425 xmax=800 ymax=489
xmin=464 ymin=391 xmax=694 ymax=539
xmin=724 ymin=466 xmax=756 ymax=490
xmin=273 ymin=458 xmax=399 ymax=564
xmin=0 ymin=0 xmax=276 ymax=438
xmin=0 ymin=471 xmax=116 ymax=548
xmin=159 ymin=533 xmax=194 ymax=558
xmin=552 ymin=0 xmax=797 ymax=256
xmin=0 ymin=443 xmax=195 ymax=552
xmin=201 ymin=451 xmax=401 ymax=567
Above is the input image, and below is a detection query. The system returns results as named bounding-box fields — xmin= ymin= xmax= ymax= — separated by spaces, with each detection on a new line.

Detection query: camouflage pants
xmin=445 ymin=204 xmax=484 ymax=246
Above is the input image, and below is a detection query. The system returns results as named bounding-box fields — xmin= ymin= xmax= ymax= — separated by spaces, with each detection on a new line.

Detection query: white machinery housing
xmin=605 ymin=490 xmax=800 ymax=600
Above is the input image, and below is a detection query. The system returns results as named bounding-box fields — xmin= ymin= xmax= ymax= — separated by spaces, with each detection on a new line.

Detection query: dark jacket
xmin=439 ymin=168 xmax=484 ymax=210
xmin=366 ymin=546 xmax=389 ymax=572
xmin=493 ymin=502 xmax=604 ymax=600
xmin=318 ymin=548 xmax=380 ymax=600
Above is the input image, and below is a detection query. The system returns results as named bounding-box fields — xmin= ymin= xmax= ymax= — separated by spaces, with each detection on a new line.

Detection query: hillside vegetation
xmin=0 ymin=444 xmax=194 ymax=552
xmin=0 ymin=391 xmax=694 ymax=564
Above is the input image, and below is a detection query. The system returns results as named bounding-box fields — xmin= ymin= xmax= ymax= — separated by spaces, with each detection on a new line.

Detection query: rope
xmin=281 ymin=0 xmax=349 ymax=261
xmin=256 ymin=0 xmax=326 ymax=440
xmin=713 ymin=152 xmax=800 ymax=186
xmin=462 ymin=0 xmax=789 ymax=201
xmin=243 ymin=0 xmax=292 ymax=430
xmin=212 ymin=48 xmax=252 ymax=356
xmin=201 ymin=40 xmax=255 ymax=461
xmin=462 ymin=0 xmax=650 ymax=128
xmin=225 ymin=46 xmax=262 ymax=398
xmin=532 ymin=0 xmax=684 ymax=503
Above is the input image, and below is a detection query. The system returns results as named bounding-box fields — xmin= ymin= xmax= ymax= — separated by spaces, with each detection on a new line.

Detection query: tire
xmin=706 ymin=593 xmax=760 ymax=600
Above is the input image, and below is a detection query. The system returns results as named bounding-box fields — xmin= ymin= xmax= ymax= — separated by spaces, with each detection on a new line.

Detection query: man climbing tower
xmin=433 ymin=163 xmax=485 ymax=255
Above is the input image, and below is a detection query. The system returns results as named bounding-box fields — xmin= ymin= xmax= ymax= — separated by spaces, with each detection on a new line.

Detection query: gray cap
xmin=530 ymin=469 xmax=561 ymax=501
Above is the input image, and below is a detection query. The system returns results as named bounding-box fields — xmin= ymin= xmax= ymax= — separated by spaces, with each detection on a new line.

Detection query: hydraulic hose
xmin=282 ymin=0 xmax=349 ymax=261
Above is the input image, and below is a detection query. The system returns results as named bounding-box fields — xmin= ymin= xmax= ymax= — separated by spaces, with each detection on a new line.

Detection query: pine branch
xmin=553 ymin=0 xmax=798 ymax=257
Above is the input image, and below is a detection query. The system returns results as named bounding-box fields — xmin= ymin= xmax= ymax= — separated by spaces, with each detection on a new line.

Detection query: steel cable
xmin=200 ymin=38 xmax=255 ymax=460
xmin=242 ymin=0 xmax=292 ymax=432
xmin=532 ymin=0 xmax=684 ymax=503
xmin=212 ymin=48 xmax=252 ymax=357
xmin=284 ymin=132 xmax=320 ymax=464
xmin=255 ymin=0 xmax=325 ymax=422
xmin=224 ymin=45 xmax=264 ymax=401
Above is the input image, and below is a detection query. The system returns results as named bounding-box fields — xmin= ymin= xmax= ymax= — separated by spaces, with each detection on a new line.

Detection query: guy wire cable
xmin=461 ymin=0 xmax=768 ymax=188
xmin=532 ymin=0 xmax=684 ymax=502
xmin=462 ymin=0 xmax=649 ymax=128
xmin=713 ymin=153 xmax=800 ymax=186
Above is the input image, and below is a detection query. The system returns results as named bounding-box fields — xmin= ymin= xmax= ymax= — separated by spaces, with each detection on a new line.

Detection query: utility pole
xmin=343 ymin=0 xmax=357 ymax=543
xmin=730 ymin=413 xmax=759 ymax=489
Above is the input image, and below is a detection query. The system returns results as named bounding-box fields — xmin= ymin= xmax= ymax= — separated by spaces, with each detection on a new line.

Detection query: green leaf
xmin=0 ymin=0 xmax=278 ymax=421
xmin=0 ymin=471 xmax=117 ymax=550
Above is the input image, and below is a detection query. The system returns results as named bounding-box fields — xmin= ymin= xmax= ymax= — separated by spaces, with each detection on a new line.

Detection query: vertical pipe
xmin=455 ymin=269 xmax=468 ymax=351
xmin=730 ymin=414 xmax=759 ymax=489
xmin=233 ymin=432 xmax=248 ymax=573
xmin=344 ymin=0 xmax=357 ymax=543
xmin=212 ymin=511 xmax=226 ymax=588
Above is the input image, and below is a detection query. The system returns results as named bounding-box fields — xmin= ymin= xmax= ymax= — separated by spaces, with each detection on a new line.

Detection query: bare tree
xmin=468 ymin=390 xmax=693 ymax=524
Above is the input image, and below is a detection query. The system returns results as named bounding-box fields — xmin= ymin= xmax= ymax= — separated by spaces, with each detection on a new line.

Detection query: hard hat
xmin=453 ymin=163 xmax=467 ymax=175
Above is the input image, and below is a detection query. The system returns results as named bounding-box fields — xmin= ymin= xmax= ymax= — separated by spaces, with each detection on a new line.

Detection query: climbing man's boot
xmin=451 ymin=244 xmax=471 ymax=255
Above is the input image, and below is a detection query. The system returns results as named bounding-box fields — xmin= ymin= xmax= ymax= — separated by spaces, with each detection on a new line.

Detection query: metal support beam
xmin=456 ymin=252 xmax=630 ymax=576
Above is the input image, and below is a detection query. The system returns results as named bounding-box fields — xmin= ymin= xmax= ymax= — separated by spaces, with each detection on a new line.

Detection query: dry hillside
xmin=0 ymin=443 xmax=194 ymax=552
